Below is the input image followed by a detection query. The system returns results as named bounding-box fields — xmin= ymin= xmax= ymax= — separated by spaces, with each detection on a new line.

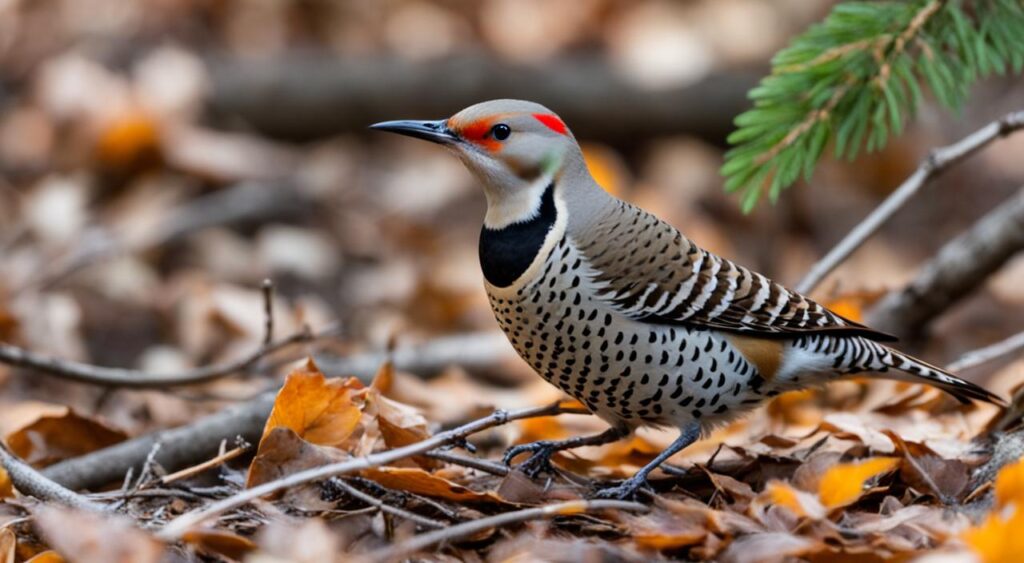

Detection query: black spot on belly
xmin=479 ymin=183 xmax=557 ymax=287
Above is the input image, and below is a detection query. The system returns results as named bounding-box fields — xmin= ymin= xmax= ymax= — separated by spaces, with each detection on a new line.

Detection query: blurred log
xmin=868 ymin=187 xmax=1024 ymax=338
xmin=205 ymin=54 xmax=758 ymax=145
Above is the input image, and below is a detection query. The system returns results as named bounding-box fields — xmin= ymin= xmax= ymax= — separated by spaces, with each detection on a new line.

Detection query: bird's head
xmin=371 ymin=99 xmax=596 ymax=229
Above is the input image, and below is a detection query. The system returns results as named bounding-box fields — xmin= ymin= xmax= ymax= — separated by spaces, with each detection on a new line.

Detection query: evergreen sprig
xmin=722 ymin=0 xmax=1024 ymax=212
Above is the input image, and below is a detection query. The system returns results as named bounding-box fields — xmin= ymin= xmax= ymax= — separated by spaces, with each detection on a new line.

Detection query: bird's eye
xmin=491 ymin=123 xmax=511 ymax=141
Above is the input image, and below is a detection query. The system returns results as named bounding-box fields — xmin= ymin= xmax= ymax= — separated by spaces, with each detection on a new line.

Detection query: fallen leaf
xmin=818 ymin=457 xmax=900 ymax=509
xmin=0 ymin=466 xmax=11 ymax=498
xmin=361 ymin=466 xmax=507 ymax=504
xmin=247 ymin=427 xmax=345 ymax=488
xmin=760 ymin=481 xmax=826 ymax=519
xmin=994 ymin=456 xmax=1024 ymax=509
xmin=259 ymin=359 xmax=365 ymax=449
xmin=25 ymin=552 xmax=65 ymax=563
xmin=95 ymin=110 xmax=161 ymax=170
xmin=5 ymin=408 xmax=127 ymax=468
xmin=181 ymin=529 xmax=256 ymax=561
xmin=720 ymin=532 xmax=819 ymax=563
xmin=32 ymin=507 xmax=164 ymax=563
xmin=962 ymin=506 xmax=1024 ymax=563
xmin=1 ymin=528 xmax=14 ymax=563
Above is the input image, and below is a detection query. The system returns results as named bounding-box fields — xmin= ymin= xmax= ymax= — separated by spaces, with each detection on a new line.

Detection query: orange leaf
xmin=5 ymin=408 xmax=127 ymax=468
xmin=26 ymin=552 xmax=65 ymax=563
xmin=95 ymin=111 xmax=161 ymax=169
xmin=995 ymin=457 xmax=1024 ymax=509
xmin=259 ymin=359 xmax=364 ymax=449
xmin=182 ymin=530 xmax=256 ymax=561
xmin=582 ymin=143 xmax=629 ymax=197
xmin=817 ymin=457 xmax=899 ymax=509
xmin=246 ymin=427 xmax=345 ymax=489
xmin=0 ymin=465 xmax=12 ymax=499
xmin=634 ymin=529 xmax=706 ymax=551
xmin=361 ymin=467 xmax=507 ymax=504
xmin=963 ymin=507 xmax=1024 ymax=563
xmin=762 ymin=481 xmax=825 ymax=519
xmin=1 ymin=528 xmax=14 ymax=563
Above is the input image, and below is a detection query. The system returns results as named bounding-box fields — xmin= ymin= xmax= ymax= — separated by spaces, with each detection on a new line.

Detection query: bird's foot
xmin=502 ymin=441 xmax=558 ymax=478
xmin=589 ymin=475 xmax=653 ymax=501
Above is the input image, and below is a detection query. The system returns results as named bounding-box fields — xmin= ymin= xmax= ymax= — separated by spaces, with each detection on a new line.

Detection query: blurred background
xmin=0 ymin=0 xmax=1022 ymax=438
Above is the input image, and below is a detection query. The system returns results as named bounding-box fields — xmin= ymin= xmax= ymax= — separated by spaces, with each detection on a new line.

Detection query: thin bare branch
xmin=947 ymin=331 xmax=1024 ymax=373
xmin=0 ymin=443 xmax=106 ymax=513
xmin=368 ymin=499 xmax=648 ymax=561
xmin=156 ymin=401 xmax=588 ymax=540
xmin=0 ymin=322 xmax=339 ymax=388
xmin=797 ymin=109 xmax=1024 ymax=295
xmin=157 ymin=444 xmax=249 ymax=487
xmin=326 ymin=478 xmax=446 ymax=530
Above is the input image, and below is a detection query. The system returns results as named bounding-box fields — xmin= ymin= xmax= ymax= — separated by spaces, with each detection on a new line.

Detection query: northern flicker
xmin=371 ymin=99 xmax=1002 ymax=499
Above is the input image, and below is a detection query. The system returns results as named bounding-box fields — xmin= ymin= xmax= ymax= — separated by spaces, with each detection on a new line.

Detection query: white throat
xmin=483 ymin=173 xmax=552 ymax=230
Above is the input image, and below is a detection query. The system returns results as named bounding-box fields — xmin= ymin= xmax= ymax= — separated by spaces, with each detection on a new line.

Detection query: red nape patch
xmin=533 ymin=113 xmax=568 ymax=135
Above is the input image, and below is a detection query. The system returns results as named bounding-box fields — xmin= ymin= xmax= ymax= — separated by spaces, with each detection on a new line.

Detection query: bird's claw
xmin=502 ymin=441 xmax=557 ymax=478
xmin=589 ymin=476 xmax=653 ymax=500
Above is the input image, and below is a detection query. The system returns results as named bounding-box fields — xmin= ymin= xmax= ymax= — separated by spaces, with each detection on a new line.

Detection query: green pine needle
xmin=721 ymin=0 xmax=1024 ymax=211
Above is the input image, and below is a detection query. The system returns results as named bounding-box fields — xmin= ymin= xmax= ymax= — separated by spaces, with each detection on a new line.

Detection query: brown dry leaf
xmin=0 ymin=466 xmax=12 ymax=499
xmin=1 ymin=528 xmax=14 ymax=563
xmin=25 ymin=553 xmax=65 ymax=563
xmin=720 ymin=532 xmax=820 ymax=563
xmin=5 ymin=408 xmax=127 ymax=468
xmin=181 ymin=529 xmax=257 ymax=561
xmin=32 ymin=507 xmax=164 ymax=563
xmin=818 ymin=457 xmax=900 ymax=509
xmin=247 ymin=427 xmax=346 ymax=488
xmin=361 ymin=466 xmax=507 ymax=504
xmin=631 ymin=502 xmax=709 ymax=551
xmin=259 ymin=359 xmax=365 ymax=449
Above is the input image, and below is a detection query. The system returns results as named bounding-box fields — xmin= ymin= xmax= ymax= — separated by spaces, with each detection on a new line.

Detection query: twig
xmin=261 ymin=279 xmax=275 ymax=347
xmin=947 ymin=331 xmax=1024 ymax=373
xmin=326 ymin=478 xmax=446 ymax=530
xmin=0 ymin=322 xmax=339 ymax=388
xmin=157 ymin=444 xmax=248 ymax=486
xmin=0 ymin=443 xmax=106 ymax=513
xmin=796 ymin=110 xmax=1024 ymax=295
xmin=425 ymin=450 xmax=509 ymax=477
xmin=367 ymin=499 xmax=648 ymax=561
xmin=157 ymin=401 xmax=587 ymax=540
xmin=868 ymin=187 xmax=1024 ymax=337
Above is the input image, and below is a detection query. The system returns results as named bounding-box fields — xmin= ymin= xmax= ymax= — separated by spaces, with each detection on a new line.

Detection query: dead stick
xmin=0 ymin=323 xmax=337 ymax=388
xmin=867 ymin=187 xmax=1024 ymax=337
xmin=327 ymin=478 xmax=446 ymax=530
xmin=368 ymin=499 xmax=648 ymax=561
xmin=946 ymin=330 xmax=1024 ymax=373
xmin=42 ymin=393 xmax=277 ymax=491
xmin=157 ymin=402 xmax=588 ymax=540
xmin=0 ymin=443 xmax=106 ymax=512
xmin=797 ymin=110 xmax=1024 ymax=295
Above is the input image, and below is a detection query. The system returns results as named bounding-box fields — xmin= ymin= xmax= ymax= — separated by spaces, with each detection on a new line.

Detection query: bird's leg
xmin=503 ymin=426 xmax=626 ymax=478
xmin=591 ymin=422 xmax=701 ymax=500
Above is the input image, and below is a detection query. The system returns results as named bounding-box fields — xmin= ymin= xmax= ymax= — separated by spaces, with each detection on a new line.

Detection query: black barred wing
xmin=577 ymin=202 xmax=894 ymax=341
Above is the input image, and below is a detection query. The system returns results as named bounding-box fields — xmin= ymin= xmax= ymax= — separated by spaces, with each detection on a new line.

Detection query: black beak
xmin=369 ymin=119 xmax=459 ymax=145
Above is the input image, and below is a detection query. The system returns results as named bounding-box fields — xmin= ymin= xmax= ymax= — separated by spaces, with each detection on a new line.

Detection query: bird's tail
xmin=880 ymin=348 xmax=1004 ymax=406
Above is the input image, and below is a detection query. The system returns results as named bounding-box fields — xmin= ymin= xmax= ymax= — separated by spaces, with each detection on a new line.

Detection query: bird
xmin=370 ymin=99 xmax=1003 ymax=499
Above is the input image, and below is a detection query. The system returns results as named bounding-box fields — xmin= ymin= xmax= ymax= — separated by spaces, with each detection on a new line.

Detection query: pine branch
xmin=722 ymin=0 xmax=1024 ymax=212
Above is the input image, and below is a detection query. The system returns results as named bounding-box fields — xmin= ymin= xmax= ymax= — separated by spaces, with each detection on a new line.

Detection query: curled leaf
xmin=259 ymin=359 xmax=365 ymax=449
xmin=818 ymin=457 xmax=899 ymax=509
